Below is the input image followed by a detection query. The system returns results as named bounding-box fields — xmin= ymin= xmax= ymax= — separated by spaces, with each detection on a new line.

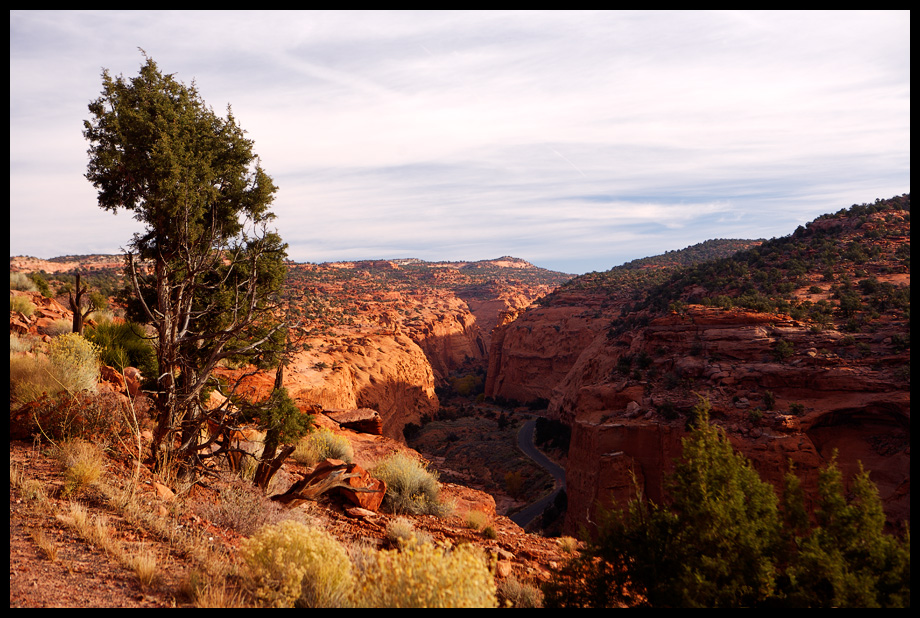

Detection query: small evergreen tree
xmin=545 ymin=403 xmax=910 ymax=608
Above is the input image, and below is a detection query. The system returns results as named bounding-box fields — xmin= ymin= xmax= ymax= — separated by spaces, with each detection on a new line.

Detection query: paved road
xmin=509 ymin=418 xmax=566 ymax=528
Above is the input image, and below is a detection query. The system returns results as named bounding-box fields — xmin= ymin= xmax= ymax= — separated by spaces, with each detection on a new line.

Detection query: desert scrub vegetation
xmin=10 ymin=271 xmax=38 ymax=292
xmin=498 ymin=576 xmax=544 ymax=608
xmin=242 ymin=520 xmax=355 ymax=608
xmin=57 ymin=438 xmax=106 ymax=497
xmin=10 ymin=293 xmax=36 ymax=316
xmin=10 ymin=332 xmax=101 ymax=402
xmin=194 ymin=482 xmax=284 ymax=537
xmin=85 ymin=319 xmax=156 ymax=376
xmin=385 ymin=516 xmax=433 ymax=549
xmin=292 ymin=427 xmax=354 ymax=466
xmin=350 ymin=540 xmax=498 ymax=608
xmin=371 ymin=452 xmax=452 ymax=516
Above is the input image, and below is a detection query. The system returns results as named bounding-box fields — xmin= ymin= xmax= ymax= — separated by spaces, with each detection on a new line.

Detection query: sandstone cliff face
xmin=399 ymin=295 xmax=487 ymax=384
xmin=554 ymin=305 xmax=910 ymax=533
xmin=484 ymin=294 xmax=610 ymax=403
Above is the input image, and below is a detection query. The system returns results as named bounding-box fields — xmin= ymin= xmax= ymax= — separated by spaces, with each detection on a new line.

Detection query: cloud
xmin=9 ymin=10 xmax=910 ymax=273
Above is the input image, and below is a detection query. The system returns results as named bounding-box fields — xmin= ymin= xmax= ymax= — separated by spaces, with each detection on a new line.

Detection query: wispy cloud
xmin=9 ymin=10 xmax=910 ymax=273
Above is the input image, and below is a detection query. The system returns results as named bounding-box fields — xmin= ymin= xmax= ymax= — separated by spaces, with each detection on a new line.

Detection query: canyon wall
xmin=550 ymin=305 xmax=910 ymax=533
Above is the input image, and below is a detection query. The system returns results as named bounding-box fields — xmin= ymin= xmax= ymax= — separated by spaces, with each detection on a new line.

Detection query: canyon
xmin=10 ymin=196 xmax=911 ymax=540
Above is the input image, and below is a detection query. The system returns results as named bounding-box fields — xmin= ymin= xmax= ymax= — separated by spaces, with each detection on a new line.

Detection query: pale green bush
xmin=10 ymin=272 xmax=38 ymax=292
xmin=10 ymin=333 xmax=100 ymax=402
xmin=372 ymin=452 xmax=450 ymax=516
xmin=350 ymin=540 xmax=498 ymax=608
xmin=10 ymin=294 xmax=36 ymax=316
xmin=242 ymin=520 xmax=354 ymax=608
xmin=44 ymin=318 xmax=73 ymax=337
xmin=292 ymin=427 xmax=354 ymax=466
xmin=386 ymin=517 xmax=433 ymax=549
xmin=10 ymin=333 xmax=35 ymax=354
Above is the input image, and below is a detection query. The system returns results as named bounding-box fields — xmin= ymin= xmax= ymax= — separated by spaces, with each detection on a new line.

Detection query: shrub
xmin=386 ymin=517 xmax=432 ymax=549
xmin=86 ymin=320 xmax=156 ymax=376
xmin=10 ymin=294 xmax=36 ymax=316
xmin=44 ymin=318 xmax=74 ymax=337
xmin=10 ymin=333 xmax=35 ymax=354
xmin=372 ymin=452 xmax=450 ymax=516
xmin=10 ymin=272 xmax=38 ymax=292
xmin=242 ymin=520 xmax=354 ymax=608
xmin=57 ymin=438 xmax=105 ymax=497
xmin=350 ymin=541 xmax=498 ymax=608
xmin=292 ymin=428 xmax=354 ymax=466
xmin=499 ymin=576 xmax=544 ymax=608
xmin=464 ymin=510 xmax=490 ymax=530
xmin=195 ymin=482 xmax=281 ymax=537
xmin=10 ymin=333 xmax=100 ymax=402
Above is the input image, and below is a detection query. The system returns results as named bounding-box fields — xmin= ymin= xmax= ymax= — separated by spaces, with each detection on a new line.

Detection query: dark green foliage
xmin=83 ymin=53 xmax=288 ymax=471
xmin=85 ymin=320 xmax=157 ymax=379
xmin=774 ymin=339 xmax=795 ymax=362
xmin=534 ymin=416 xmax=571 ymax=453
xmin=776 ymin=458 xmax=910 ymax=607
xmin=545 ymin=398 xmax=910 ymax=608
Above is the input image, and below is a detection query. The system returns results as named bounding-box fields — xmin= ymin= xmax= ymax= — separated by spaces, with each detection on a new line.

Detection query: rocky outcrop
xmin=553 ymin=305 xmax=910 ymax=533
xmin=484 ymin=294 xmax=610 ymax=403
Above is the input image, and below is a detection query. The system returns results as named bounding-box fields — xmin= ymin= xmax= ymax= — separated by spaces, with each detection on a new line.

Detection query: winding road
xmin=509 ymin=418 xmax=566 ymax=528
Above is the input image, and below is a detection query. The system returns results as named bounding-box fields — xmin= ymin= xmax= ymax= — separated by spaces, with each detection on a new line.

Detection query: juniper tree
xmin=84 ymin=53 xmax=293 ymax=473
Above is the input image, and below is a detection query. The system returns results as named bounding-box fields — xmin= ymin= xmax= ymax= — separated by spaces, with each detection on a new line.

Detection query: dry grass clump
xmin=498 ymin=576 xmax=544 ymax=608
xmin=241 ymin=520 xmax=354 ymax=608
xmin=129 ymin=548 xmax=159 ymax=588
xmin=57 ymin=438 xmax=105 ymax=497
xmin=195 ymin=482 xmax=282 ymax=537
xmin=556 ymin=535 xmax=579 ymax=554
xmin=30 ymin=529 xmax=59 ymax=562
xmin=464 ymin=509 xmax=490 ymax=530
xmin=386 ymin=517 xmax=433 ymax=549
xmin=10 ymin=332 xmax=36 ymax=353
xmin=292 ymin=428 xmax=354 ymax=466
xmin=350 ymin=540 xmax=498 ymax=608
xmin=371 ymin=452 xmax=452 ymax=517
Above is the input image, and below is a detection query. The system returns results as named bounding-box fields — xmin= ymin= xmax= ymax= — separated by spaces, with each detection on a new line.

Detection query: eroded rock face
xmin=485 ymin=296 xmax=609 ymax=403
xmin=553 ymin=305 xmax=910 ymax=533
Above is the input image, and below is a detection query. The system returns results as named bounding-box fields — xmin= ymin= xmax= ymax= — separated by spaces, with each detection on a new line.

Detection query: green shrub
xmin=10 ymin=333 xmax=35 ymax=354
xmin=242 ymin=520 xmax=354 ymax=608
xmin=385 ymin=517 xmax=433 ymax=549
xmin=372 ymin=452 xmax=450 ymax=516
xmin=85 ymin=320 xmax=157 ymax=376
xmin=292 ymin=427 xmax=354 ymax=466
xmin=350 ymin=541 xmax=497 ymax=608
xmin=10 ymin=294 xmax=36 ymax=316
xmin=44 ymin=318 xmax=73 ymax=337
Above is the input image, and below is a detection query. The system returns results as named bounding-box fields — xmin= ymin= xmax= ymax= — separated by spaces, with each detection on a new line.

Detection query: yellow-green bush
xmin=292 ymin=427 xmax=354 ymax=466
xmin=10 ymin=294 xmax=36 ymax=316
xmin=10 ymin=333 xmax=100 ymax=402
xmin=350 ymin=540 xmax=498 ymax=608
xmin=241 ymin=520 xmax=354 ymax=608
xmin=371 ymin=452 xmax=451 ymax=516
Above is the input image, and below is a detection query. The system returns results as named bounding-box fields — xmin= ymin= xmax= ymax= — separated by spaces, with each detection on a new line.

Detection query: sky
xmin=9 ymin=11 xmax=910 ymax=275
